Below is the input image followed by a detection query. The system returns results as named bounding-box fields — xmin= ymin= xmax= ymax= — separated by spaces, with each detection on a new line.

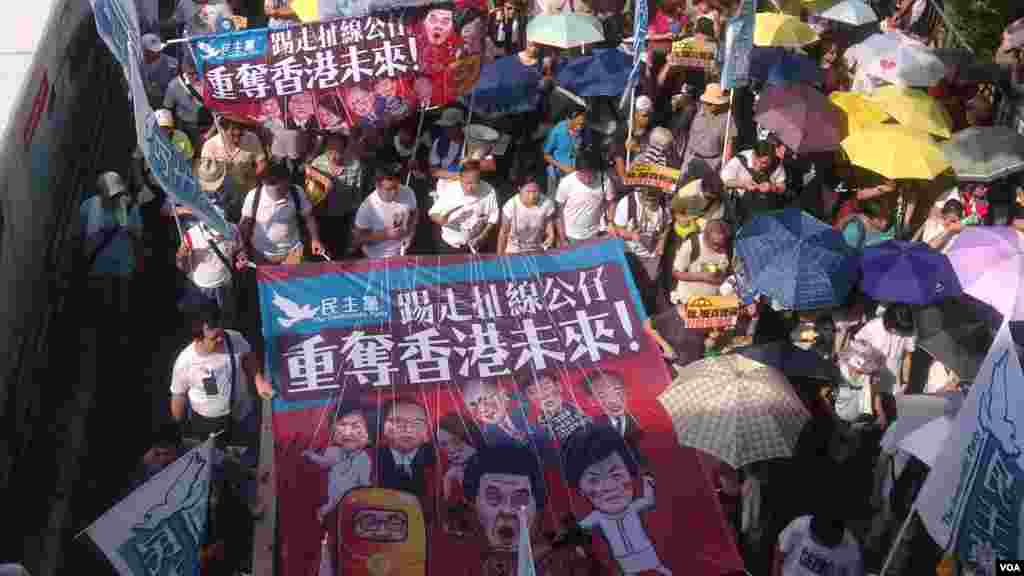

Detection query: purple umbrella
xmin=946 ymin=226 xmax=1024 ymax=321
xmin=754 ymin=84 xmax=843 ymax=154
xmin=859 ymin=240 xmax=962 ymax=305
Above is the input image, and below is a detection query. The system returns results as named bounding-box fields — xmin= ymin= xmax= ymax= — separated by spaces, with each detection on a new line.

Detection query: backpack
xmin=243 ymin=184 xmax=307 ymax=250
xmin=626 ymin=191 xmax=668 ymax=253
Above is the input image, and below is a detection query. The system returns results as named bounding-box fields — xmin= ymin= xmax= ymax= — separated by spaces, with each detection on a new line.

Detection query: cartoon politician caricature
xmin=304 ymin=408 xmax=373 ymax=524
xmin=564 ymin=426 xmax=671 ymax=575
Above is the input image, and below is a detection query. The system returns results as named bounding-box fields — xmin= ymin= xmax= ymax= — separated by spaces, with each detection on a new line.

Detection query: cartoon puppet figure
xmin=379 ymin=399 xmax=436 ymax=511
xmin=463 ymin=444 xmax=600 ymax=576
xmin=303 ymin=408 xmax=373 ymax=524
xmin=516 ymin=370 xmax=590 ymax=443
xmin=564 ymin=426 xmax=672 ymax=576
xmin=437 ymin=413 xmax=484 ymax=536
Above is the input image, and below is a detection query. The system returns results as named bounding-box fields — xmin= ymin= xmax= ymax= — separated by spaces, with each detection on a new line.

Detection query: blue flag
xmin=721 ymin=0 xmax=756 ymax=90
xmin=85 ymin=438 xmax=215 ymax=575
xmin=624 ymin=0 xmax=648 ymax=96
xmin=89 ymin=0 xmax=235 ymax=239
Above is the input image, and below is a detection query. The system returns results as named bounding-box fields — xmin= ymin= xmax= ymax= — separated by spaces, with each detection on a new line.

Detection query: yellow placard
xmin=684 ymin=295 xmax=741 ymax=329
xmin=624 ymin=163 xmax=682 ymax=192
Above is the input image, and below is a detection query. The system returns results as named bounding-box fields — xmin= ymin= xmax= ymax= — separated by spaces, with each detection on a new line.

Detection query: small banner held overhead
xmin=190 ymin=4 xmax=488 ymax=131
xmin=258 ymin=239 xmax=743 ymax=576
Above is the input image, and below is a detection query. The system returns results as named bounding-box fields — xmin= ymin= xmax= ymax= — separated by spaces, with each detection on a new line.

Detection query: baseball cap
xmin=141 ymin=33 xmax=163 ymax=53
xmin=97 ymin=171 xmax=127 ymax=198
xmin=155 ymin=109 xmax=174 ymax=128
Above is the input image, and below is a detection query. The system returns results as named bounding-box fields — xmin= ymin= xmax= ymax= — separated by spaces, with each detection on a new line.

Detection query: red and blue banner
xmin=191 ymin=4 xmax=488 ymax=131
xmin=258 ymin=239 xmax=743 ymax=576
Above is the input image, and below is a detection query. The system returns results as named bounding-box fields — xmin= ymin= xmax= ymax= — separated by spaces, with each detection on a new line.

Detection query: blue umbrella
xmin=463 ymin=55 xmax=543 ymax=115
xmin=555 ymin=48 xmax=634 ymax=97
xmin=749 ymin=47 xmax=823 ymax=85
xmin=859 ymin=240 xmax=962 ymax=305
xmin=735 ymin=208 xmax=858 ymax=310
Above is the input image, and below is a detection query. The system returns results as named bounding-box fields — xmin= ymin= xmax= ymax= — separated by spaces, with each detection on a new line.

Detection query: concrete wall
xmin=0 ymin=1 xmax=131 ymax=572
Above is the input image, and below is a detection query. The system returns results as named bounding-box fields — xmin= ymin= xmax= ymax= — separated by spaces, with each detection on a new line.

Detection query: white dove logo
xmin=272 ymin=291 xmax=319 ymax=328
xmin=979 ymin=350 xmax=1024 ymax=472
xmin=196 ymin=42 xmax=223 ymax=59
xmin=134 ymin=450 xmax=209 ymax=531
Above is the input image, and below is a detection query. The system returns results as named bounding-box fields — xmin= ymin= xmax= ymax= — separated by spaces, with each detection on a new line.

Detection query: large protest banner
xmin=191 ymin=4 xmax=487 ymax=131
xmin=258 ymin=239 xmax=743 ymax=576
xmin=917 ymin=322 xmax=1024 ymax=567
xmin=90 ymin=0 xmax=234 ymax=238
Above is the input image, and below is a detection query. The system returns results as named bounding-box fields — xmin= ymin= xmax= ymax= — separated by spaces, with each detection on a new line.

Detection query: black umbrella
xmin=914 ymin=298 xmax=994 ymax=383
xmin=734 ymin=340 xmax=839 ymax=382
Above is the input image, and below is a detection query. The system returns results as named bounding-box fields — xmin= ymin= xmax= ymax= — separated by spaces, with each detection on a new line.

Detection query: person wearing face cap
xmin=681 ymin=83 xmax=737 ymax=181
xmin=141 ymin=33 xmax=178 ymax=108
xmin=155 ymin=109 xmax=194 ymax=160
xmin=78 ymin=172 xmax=145 ymax=310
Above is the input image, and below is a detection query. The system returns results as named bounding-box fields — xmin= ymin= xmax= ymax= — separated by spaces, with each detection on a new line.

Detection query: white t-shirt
xmin=719 ymin=150 xmax=787 ymax=190
xmin=429 ymin=180 xmax=500 ymax=248
xmin=183 ymin=222 xmax=238 ymax=289
xmin=354 ymin=185 xmax=417 ymax=258
xmin=556 ymin=171 xmax=614 ymax=241
xmin=778 ymin=516 xmax=863 ymax=576
xmin=241 ymin=185 xmax=312 ymax=258
xmin=613 ymin=193 xmax=670 ymax=259
xmin=854 ymin=317 xmax=916 ymax=395
xmin=170 ymin=330 xmax=251 ymax=418
xmin=502 ymin=194 xmax=556 ymax=253
xmin=670 ymin=232 xmax=731 ymax=303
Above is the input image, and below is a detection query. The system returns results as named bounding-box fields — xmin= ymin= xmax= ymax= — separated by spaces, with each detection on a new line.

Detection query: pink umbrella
xmin=945 ymin=226 xmax=1024 ymax=321
xmin=754 ymin=84 xmax=844 ymax=153
xmin=1003 ymin=17 xmax=1024 ymax=52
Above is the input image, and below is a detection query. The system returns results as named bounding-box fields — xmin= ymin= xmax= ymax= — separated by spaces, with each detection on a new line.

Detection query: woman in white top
xmin=497 ymin=181 xmax=557 ymax=254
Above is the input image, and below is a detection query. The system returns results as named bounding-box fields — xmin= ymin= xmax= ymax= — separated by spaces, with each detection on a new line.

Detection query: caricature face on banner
xmin=261 ymin=240 xmax=744 ymax=576
xmin=192 ymin=5 xmax=488 ymax=132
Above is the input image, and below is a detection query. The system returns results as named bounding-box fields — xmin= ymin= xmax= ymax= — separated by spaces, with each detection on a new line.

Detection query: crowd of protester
xmin=72 ymin=0 xmax=1024 ymax=574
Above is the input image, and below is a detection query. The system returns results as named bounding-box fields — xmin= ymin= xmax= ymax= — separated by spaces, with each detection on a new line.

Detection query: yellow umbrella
xmin=829 ymin=91 xmax=888 ymax=134
xmin=841 ymin=124 xmax=951 ymax=180
xmin=868 ymin=85 xmax=954 ymax=139
xmin=290 ymin=0 xmax=318 ymax=22
xmin=753 ymin=13 xmax=820 ymax=48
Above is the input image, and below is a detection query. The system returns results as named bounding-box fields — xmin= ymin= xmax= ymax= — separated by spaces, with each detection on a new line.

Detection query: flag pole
xmin=406 ymin=105 xmax=427 ymax=187
xmin=721 ymin=90 xmax=734 ymax=161
xmin=878 ymin=509 xmax=917 ymax=576
xmin=625 ymin=87 xmax=637 ymax=166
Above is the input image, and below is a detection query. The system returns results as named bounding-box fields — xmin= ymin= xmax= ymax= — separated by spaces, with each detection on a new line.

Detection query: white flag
xmin=85 ymin=438 xmax=214 ymax=575
xmin=517 ymin=507 xmax=537 ymax=576
xmin=915 ymin=322 xmax=1024 ymax=566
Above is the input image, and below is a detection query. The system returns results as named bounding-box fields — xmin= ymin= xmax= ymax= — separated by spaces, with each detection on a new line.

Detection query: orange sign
xmin=684 ymin=295 xmax=741 ymax=329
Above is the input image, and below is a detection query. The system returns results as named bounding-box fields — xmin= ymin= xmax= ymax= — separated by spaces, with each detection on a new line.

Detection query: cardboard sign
xmin=624 ymin=163 xmax=681 ymax=192
xmin=685 ymin=295 xmax=741 ymax=329
xmin=669 ymin=38 xmax=717 ymax=72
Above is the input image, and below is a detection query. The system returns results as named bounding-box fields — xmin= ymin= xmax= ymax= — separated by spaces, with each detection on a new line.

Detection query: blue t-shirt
xmin=543 ymin=119 xmax=578 ymax=169
xmin=80 ymin=195 xmax=143 ymax=277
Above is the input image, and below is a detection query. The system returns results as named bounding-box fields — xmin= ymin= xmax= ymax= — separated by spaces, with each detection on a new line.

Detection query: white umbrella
xmin=818 ymin=0 xmax=878 ymax=26
xmin=844 ymin=31 xmax=921 ymax=70
xmin=880 ymin=392 xmax=962 ymax=454
xmin=863 ymin=41 xmax=945 ymax=87
xmin=898 ymin=415 xmax=953 ymax=467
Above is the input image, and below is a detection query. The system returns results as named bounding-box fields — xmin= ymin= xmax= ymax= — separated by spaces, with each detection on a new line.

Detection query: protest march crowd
xmin=67 ymin=0 xmax=1024 ymax=574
